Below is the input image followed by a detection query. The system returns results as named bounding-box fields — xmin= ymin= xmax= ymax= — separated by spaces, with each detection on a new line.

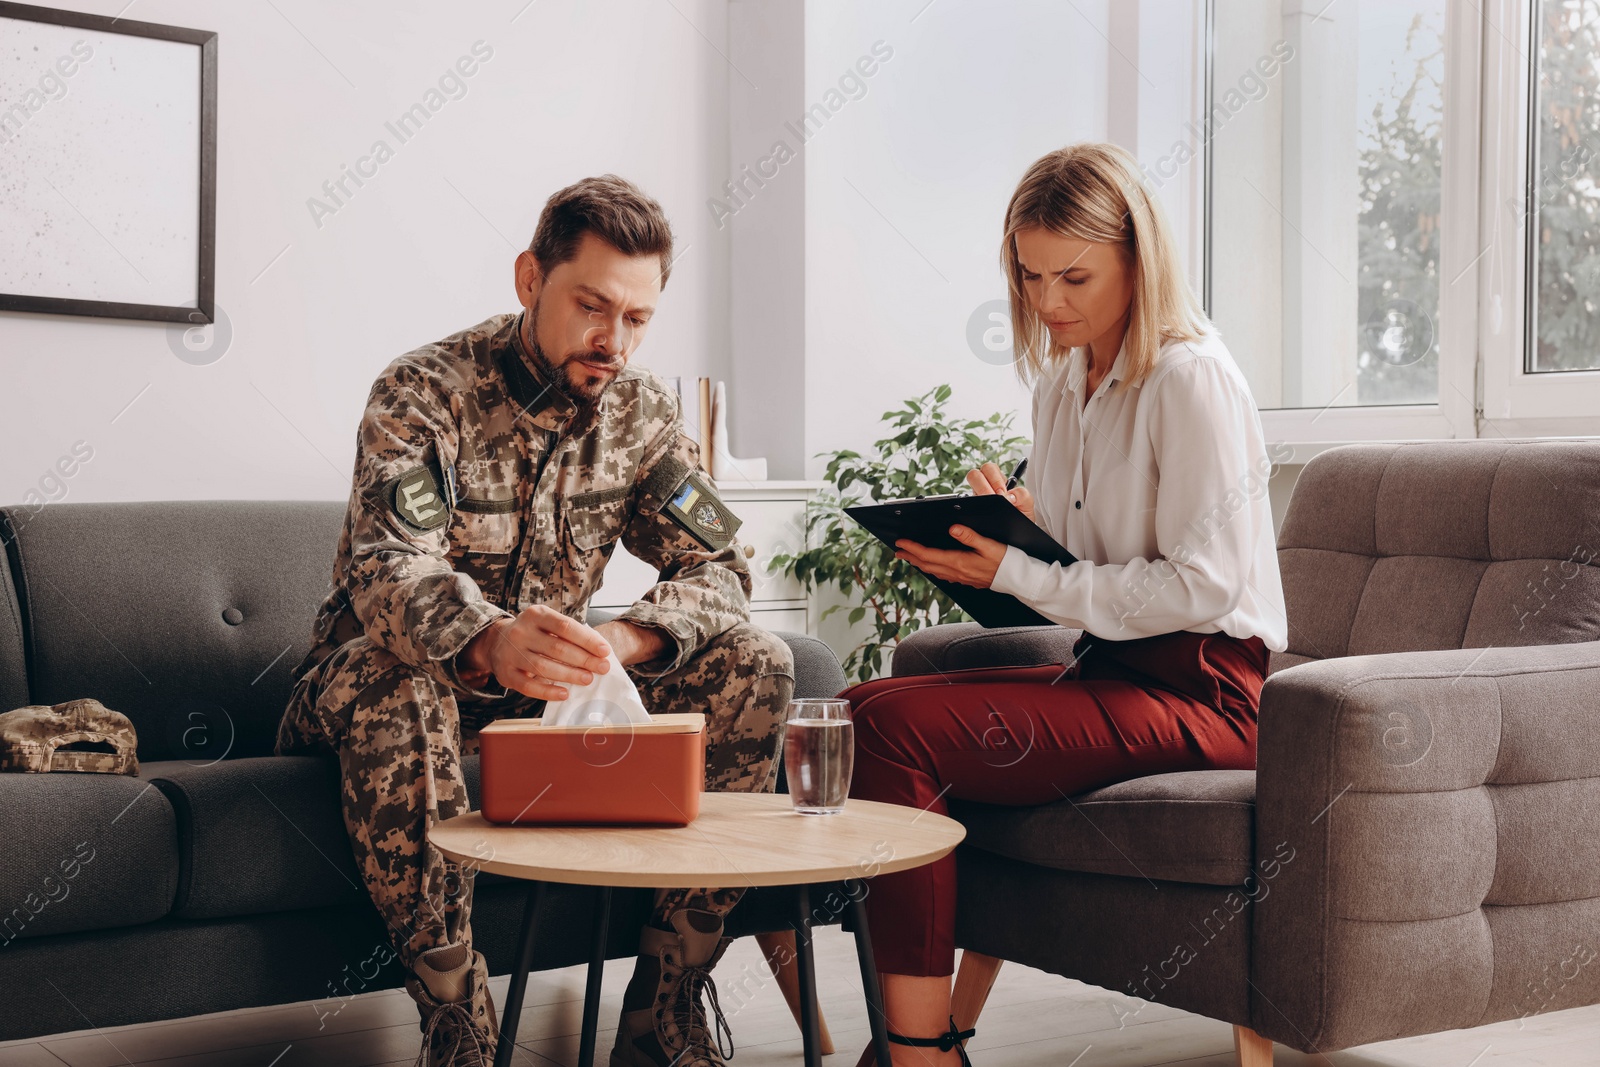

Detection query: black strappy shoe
xmin=886 ymin=1015 xmax=976 ymax=1066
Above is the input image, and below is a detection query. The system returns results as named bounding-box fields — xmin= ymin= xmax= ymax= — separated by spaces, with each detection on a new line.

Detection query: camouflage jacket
xmin=294 ymin=310 xmax=751 ymax=698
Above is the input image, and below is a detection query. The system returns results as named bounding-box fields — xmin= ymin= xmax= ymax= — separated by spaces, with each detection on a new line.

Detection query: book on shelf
xmin=697 ymin=377 xmax=712 ymax=454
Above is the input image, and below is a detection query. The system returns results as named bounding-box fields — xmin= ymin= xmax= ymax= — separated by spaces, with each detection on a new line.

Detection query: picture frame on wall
xmin=0 ymin=1 xmax=217 ymax=324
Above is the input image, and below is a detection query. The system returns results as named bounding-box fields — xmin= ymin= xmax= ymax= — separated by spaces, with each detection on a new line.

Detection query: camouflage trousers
xmin=273 ymin=622 xmax=794 ymax=974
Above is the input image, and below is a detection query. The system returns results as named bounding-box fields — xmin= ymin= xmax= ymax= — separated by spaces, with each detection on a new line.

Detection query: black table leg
xmin=494 ymin=880 xmax=546 ymax=1067
xmin=792 ymin=883 xmax=823 ymax=1067
xmin=577 ymin=885 xmax=612 ymax=1067
xmin=849 ymin=893 xmax=895 ymax=1067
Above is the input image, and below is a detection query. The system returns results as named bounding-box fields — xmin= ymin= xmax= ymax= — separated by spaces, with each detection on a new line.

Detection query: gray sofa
xmin=0 ymin=500 xmax=846 ymax=1043
xmin=898 ymin=440 xmax=1600 ymax=1060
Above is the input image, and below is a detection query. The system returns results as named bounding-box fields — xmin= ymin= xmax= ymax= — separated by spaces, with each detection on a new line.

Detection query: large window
xmin=1208 ymin=0 xmax=1600 ymax=443
xmin=1210 ymin=0 xmax=1452 ymax=413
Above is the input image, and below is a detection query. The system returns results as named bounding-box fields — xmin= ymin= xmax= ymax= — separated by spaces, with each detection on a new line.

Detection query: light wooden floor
xmin=3 ymin=928 xmax=1597 ymax=1066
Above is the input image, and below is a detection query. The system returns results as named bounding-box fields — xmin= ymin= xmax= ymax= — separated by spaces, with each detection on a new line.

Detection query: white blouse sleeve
xmin=990 ymin=356 xmax=1269 ymax=637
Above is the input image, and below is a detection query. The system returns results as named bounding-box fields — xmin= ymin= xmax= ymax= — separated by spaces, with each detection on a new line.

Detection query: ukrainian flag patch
xmin=663 ymin=470 xmax=740 ymax=551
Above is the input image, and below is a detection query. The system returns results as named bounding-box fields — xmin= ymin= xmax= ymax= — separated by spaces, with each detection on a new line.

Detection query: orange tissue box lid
xmin=478 ymin=713 xmax=705 ymax=826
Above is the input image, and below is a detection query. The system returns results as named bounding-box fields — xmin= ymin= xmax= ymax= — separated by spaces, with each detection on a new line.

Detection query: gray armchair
xmin=893 ymin=440 xmax=1600 ymax=1064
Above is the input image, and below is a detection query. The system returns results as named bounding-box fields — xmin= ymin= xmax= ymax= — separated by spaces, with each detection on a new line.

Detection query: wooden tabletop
xmin=430 ymin=793 xmax=966 ymax=888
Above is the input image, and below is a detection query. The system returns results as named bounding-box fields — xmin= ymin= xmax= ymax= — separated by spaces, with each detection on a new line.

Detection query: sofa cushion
xmin=890 ymin=622 xmax=1082 ymax=677
xmin=950 ymin=769 xmax=1258 ymax=886
xmin=1 ymin=501 xmax=346 ymax=762
xmin=144 ymin=756 xmax=367 ymax=919
xmin=143 ymin=749 xmax=520 ymax=920
xmin=0 ymin=767 xmax=179 ymax=940
xmin=1276 ymin=441 xmax=1600 ymax=666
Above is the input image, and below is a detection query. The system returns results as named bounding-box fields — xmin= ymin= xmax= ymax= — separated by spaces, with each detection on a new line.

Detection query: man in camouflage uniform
xmin=274 ymin=175 xmax=793 ymax=1067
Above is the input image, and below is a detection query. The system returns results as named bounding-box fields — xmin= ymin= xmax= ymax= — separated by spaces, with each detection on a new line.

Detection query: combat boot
xmin=611 ymin=909 xmax=735 ymax=1067
xmin=406 ymin=942 xmax=499 ymax=1067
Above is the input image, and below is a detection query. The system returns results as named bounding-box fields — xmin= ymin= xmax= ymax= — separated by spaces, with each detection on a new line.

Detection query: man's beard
xmin=524 ymin=295 xmax=624 ymax=413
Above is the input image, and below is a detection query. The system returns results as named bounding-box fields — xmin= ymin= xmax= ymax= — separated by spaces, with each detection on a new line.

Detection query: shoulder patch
xmin=663 ymin=468 xmax=742 ymax=552
xmin=390 ymin=460 xmax=451 ymax=532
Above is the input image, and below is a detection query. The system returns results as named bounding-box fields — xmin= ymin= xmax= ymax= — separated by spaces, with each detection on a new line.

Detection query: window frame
xmin=1205 ymin=0 xmax=1600 ymax=447
xmin=1480 ymin=0 xmax=1600 ymax=434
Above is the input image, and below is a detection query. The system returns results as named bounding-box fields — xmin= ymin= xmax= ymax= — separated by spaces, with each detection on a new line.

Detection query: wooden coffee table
xmin=431 ymin=792 xmax=965 ymax=1067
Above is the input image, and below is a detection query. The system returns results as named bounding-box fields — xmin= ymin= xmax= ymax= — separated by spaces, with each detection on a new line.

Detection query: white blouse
xmin=990 ymin=330 xmax=1289 ymax=652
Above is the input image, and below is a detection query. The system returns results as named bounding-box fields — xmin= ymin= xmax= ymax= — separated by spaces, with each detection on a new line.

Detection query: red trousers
xmin=842 ymin=628 xmax=1270 ymax=977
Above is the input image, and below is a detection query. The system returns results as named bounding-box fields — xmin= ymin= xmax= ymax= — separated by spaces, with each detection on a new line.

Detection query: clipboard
xmin=844 ymin=494 xmax=1079 ymax=628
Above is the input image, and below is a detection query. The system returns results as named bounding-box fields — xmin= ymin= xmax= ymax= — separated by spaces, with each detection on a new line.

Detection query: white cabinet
xmin=588 ymin=481 xmax=822 ymax=635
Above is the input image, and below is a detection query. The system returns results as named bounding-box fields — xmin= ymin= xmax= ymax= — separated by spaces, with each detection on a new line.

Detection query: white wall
xmin=726 ymin=0 xmax=808 ymax=479
xmin=2 ymin=0 xmax=1301 ymax=539
xmin=0 ymin=0 xmax=732 ymax=505
xmin=1210 ymin=0 xmax=1289 ymax=407
xmin=2 ymin=0 xmax=1316 ymax=677
xmin=798 ymin=0 xmax=1109 ymax=479
xmin=791 ymin=0 xmax=1209 ymax=481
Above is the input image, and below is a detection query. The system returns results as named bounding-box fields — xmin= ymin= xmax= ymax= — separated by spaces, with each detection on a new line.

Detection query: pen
xmin=1005 ymin=457 xmax=1028 ymax=490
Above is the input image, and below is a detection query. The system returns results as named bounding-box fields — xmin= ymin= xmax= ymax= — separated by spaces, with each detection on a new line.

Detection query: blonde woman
xmin=840 ymin=143 xmax=1288 ymax=1065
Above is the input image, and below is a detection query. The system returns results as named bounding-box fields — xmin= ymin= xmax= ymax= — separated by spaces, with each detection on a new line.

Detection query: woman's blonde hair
xmin=1002 ymin=142 xmax=1210 ymax=387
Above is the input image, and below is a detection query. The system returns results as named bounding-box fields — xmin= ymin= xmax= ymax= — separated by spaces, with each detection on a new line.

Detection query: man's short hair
xmin=529 ymin=174 xmax=675 ymax=288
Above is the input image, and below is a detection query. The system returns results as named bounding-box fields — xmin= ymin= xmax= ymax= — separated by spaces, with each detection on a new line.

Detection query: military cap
xmin=0 ymin=698 xmax=140 ymax=775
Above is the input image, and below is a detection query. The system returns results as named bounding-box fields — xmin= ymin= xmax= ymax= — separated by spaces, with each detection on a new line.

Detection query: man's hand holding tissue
xmin=457 ymin=605 xmax=668 ymax=700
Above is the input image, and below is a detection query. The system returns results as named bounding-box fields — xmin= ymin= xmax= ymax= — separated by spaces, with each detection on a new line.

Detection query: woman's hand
xmin=968 ymin=461 xmax=1035 ymax=520
xmin=894 ymin=526 xmax=1009 ymax=589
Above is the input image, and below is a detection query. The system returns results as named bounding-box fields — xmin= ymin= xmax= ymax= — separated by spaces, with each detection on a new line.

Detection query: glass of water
xmin=783 ymin=698 xmax=854 ymax=815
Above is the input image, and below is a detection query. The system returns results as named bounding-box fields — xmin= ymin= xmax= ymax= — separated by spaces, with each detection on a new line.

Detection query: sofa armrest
xmin=889 ymin=622 xmax=1081 ymax=677
xmin=766 ymin=630 xmax=843 ymax=698
xmin=1251 ymin=639 xmax=1600 ymax=1052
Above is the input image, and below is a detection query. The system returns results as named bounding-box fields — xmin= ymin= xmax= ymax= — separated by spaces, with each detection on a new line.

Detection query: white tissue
xmin=539 ymin=649 xmax=652 ymax=727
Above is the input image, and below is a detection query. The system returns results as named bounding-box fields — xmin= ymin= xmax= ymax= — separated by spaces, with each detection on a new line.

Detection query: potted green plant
xmin=771 ymin=385 xmax=1029 ymax=682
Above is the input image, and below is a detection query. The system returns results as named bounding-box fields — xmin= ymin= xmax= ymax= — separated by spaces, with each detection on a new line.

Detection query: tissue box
xmin=478 ymin=712 xmax=706 ymax=826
